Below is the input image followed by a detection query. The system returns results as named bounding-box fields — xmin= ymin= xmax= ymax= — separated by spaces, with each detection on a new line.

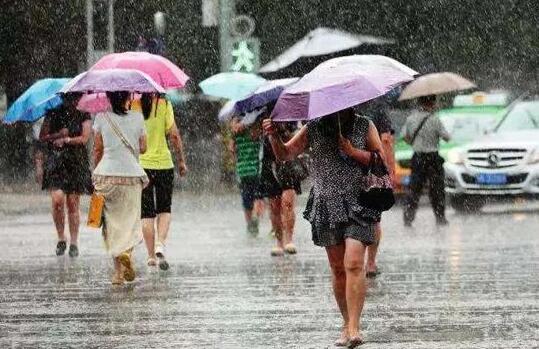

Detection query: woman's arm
xmin=339 ymin=122 xmax=385 ymax=166
xmin=55 ymin=120 xmax=92 ymax=147
xmin=263 ymin=119 xmax=307 ymax=161
xmin=139 ymin=134 xmax=147 ymax=155
xmin=93 ymin=132 xmax=104 ymax=168
xmin=167 ymin=121 xmax=187 ymax=176
xmin=39 ymin=119 xmax=68 ymax=143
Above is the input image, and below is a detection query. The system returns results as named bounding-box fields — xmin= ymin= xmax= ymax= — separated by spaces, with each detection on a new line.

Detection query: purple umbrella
xmin=270 ymin=65 xmax=413 ymax=122
xmin=61 ymin=68 xmax=165 ymax=94
xmin=234 ymin=78 xmax=299 ymax=114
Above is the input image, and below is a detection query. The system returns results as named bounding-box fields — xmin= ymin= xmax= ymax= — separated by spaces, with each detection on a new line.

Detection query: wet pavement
xmin=1 ymin=192 xmax=538 ymax=348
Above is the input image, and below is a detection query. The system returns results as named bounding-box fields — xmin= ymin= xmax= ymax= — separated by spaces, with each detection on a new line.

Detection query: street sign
xmin=230 ymin=38 xmax=260 ymax=73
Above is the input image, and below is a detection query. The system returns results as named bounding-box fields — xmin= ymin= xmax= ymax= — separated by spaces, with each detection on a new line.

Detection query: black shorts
xmin=141 ymin=168 xmax=174 ymax=219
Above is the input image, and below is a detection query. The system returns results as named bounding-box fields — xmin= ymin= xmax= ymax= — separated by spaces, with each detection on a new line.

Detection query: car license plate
xmin=476 ymin=173 xmax=507 ymax=185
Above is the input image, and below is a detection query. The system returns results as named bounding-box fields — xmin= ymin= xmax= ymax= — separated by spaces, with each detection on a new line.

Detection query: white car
xmin=444 ymin=100 xmax=539 ymax=212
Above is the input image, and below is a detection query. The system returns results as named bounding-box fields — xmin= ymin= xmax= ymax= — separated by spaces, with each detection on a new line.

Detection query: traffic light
xmin=230 ymin=38 xmax=260 ymax=73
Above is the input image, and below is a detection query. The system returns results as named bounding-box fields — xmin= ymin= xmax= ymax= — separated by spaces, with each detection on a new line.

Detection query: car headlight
xmin=447 ymin=149 xmax=465 ymax=165
xmin=527 ymin=148 xmax=539 ymax=164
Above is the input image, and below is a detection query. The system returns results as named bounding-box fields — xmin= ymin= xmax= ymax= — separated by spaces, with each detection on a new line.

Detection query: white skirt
xmin=93 ymin=177 xmax=143 ymax=257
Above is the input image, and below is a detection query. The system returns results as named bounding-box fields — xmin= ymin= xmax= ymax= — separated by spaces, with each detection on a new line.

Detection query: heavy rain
xmin=0 ymin=1 xmax=538 ymax=348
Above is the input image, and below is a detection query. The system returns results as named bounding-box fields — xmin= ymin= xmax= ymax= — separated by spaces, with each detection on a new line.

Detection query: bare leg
xmin=156 ymin=213 xmax=171 ymax=245
xmin=280 ymin=189 xmax=296 ymax=246
xmin=142 ymin=218 xmax=156 ymax=258
xmin=344 ymin=238 xmax=367 ymax=340
xmin=253 ymin=199 xmax=265 ymax=220
xmin=269 ymin=196 xmax=283 ymax=248
xmin=66 ymin=194 xmax=80 ymax=246
xmin=50 ymin=190 xmax=66 ymax=241
xmin=326 ymin=244 xmax=349 ymax=342
xmin=366 ymin=223 xmax=382 ymax=274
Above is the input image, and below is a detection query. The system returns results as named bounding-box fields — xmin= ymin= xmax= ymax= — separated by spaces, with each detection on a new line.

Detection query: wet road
xmin=1 ymin=192 xmax=538 ymax=348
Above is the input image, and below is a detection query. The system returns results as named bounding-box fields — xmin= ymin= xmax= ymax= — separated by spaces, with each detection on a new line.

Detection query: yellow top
xmin=132 ymin=98 xmax=175 ymax=170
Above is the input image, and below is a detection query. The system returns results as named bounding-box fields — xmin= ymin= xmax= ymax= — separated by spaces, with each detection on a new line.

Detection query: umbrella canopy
xmin=91 ymin=51 xmax=190 ymax=89
xmin=271 ymin=65 xmax=413 ymax=122
xmin=61 ymin=69 xmax=165 ymax=94
xmin=398 ymin=72 xmax=476 ymax=101
xmin=234 ymin=78 xmax=299 ymax=114
xmin=3 ymin=78 xmax=70 ymax=123
xmin=218 ymin=100 xmax=237 ymax=123
xmin=199 ymin=72 xmax=266 ymax=100
xmin=78 ymin=90 xmax=184 ymax=114
xmin=259 ymin=27 xmax=393 ymax=74
xmin=316 ymin=55 xmax=418 ymax=78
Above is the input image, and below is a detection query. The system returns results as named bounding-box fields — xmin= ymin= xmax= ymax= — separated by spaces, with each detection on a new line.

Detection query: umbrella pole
xmin=338 ymin=115 xmax=342 ymax=136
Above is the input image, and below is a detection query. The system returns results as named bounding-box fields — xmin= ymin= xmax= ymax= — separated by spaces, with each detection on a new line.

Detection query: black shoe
xmin=56 ymin=241 xmax=67 ymax=256
xmin=68 ymin=245 xmax=79 ymax=258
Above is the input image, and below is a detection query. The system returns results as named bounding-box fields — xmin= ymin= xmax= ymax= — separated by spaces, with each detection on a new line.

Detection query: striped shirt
xmin=235 ymin=133 xmax=260 ymax=179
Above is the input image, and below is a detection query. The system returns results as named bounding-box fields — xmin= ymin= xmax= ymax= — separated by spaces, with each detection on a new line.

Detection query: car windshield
xmin=496 ymin=102 xmax=539 ymax=132
xmin=440 ymin=113 xmax=499 ymax=142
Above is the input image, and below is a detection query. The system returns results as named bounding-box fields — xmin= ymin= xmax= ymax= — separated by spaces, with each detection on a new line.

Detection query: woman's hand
xmin=178 ymin=161 xmax=188 ymax=177
xmin=262 ymin=119 xmax=276 ymax=136
xmin=338 ymin=135 xmax=355 ymax=156
xmin=53 ymin=138 xmax=66 ymax=147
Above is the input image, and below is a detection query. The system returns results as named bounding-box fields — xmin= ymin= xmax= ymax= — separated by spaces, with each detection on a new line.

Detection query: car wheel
xmin=450 ymin=195 xmax=485 ymax=213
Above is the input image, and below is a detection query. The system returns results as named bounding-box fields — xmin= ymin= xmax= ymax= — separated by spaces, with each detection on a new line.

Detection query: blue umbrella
xmin=234 ymin=77 xmax=299 ymax=114
xmin=199 ymin=72 xmax=266 ymax=100
xmin=3 ymin=78 xmax=70 ymax=124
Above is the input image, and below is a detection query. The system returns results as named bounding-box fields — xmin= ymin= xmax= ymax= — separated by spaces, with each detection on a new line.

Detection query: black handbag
xmin=360 ymin=151 xmax=395 ymax=212
xmin=273 ymin=154 xmax=310 ymax=186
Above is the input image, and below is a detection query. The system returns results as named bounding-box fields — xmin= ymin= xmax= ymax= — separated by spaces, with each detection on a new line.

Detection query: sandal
xmin=111 ymin=272 xmax=124 ymax=285
xmin=118 ymin=252 xmax=135 ymax=282
xmin=270 ymin=246 xmax=284 ymax=257
xmin=147 ymin=257 xmax=157 ymax=267
xmin=348 ymin=336 xmax=364 ymax=348
xmin=366 ymin=267 xmax=380 ymax=278
xmin=284 ymin=243 xmax=297 ymax=255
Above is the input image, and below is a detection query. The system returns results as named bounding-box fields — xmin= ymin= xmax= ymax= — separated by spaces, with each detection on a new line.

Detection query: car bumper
xmin=444 ymin=163 xmax=539 ymax=196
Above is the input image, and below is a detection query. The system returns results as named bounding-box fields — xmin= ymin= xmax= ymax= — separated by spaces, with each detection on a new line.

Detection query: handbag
xmin=273 ymin=154 xmax=310 ymax=186
xmin=360 ymin=151 xmax=395 ymax=212
xmin=87 ymin=193 xmax=105 ymax=228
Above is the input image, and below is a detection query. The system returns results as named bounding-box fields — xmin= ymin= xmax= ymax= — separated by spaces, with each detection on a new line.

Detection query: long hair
xmin=317 ymin=108 xmax=356 ymax=139
xmin=106 ymin=91 xmax=130 ymax=115
xmin=141 ymin=93 xmax=155 ymax=120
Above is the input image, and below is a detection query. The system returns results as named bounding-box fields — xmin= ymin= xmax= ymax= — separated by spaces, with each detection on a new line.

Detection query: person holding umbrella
xmin=263 ymin=58 xmax=414 ymax=347
xmin=39 ymin=92 xmax=93 ymax=257
xmin=399 ymin=72 xmax=475 ymax=226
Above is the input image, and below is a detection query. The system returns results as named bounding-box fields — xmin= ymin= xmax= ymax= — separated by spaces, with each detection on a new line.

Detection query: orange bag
xmin=87 ymin=193 xmax=105 ymax=228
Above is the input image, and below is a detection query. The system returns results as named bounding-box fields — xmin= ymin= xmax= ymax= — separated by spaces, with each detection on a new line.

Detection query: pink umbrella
xmin=77 ymin=93 xmax=145 ymax=113
xmin=91 ymin=51 xmax=190 ymax=89
xmin=77 ymin=93 xmax=110 ymax=113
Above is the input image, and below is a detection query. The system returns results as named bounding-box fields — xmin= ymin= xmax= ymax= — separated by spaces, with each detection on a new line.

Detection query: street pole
xmin=86 ymin=0 xmax=94 ymax=68
xmin=219 ymin=0 xmax=235 ymax=72
xmin=107 ymin=0 xmax=115 ymax=53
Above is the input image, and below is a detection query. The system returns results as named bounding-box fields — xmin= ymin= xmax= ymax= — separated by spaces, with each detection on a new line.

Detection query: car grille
xmin=461 ymin=173 xmax=528 ymax=185
xmin=467 ymin=148 xmax=527 ymax=169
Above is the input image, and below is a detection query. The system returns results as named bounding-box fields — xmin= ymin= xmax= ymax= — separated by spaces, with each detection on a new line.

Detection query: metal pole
xmin=86 ymin=0 xmax=94 ymax=68
xmin=219 ymin=0 xmax=235 ymax=72
xmin=107 ymin=0 xmax=115 ymax=52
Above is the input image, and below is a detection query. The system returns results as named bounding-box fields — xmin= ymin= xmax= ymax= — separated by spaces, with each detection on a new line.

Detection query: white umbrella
xmin=218 ymin=100 xmax=236 ymax=123
xmin=398 ymin=72 xmax=476 ymax=101
xmin=259 ymin=27 xmax=393 ymax=73
xmin=315 ymin=55 xmax=418 ymax=78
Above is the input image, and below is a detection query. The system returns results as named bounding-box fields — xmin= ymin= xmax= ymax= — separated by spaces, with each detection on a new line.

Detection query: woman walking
xmin=258 ymin=121 xmax=301 ymax=256
xmin=137 ymin=93 xmax=187 ymax=270
xmin=40 ymin=93 xmax=92 ymax=257
xmin=93 ymin=91 xmax=148 ymax=285
xmin=263 ymin=109 xmax=385 ymax=347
